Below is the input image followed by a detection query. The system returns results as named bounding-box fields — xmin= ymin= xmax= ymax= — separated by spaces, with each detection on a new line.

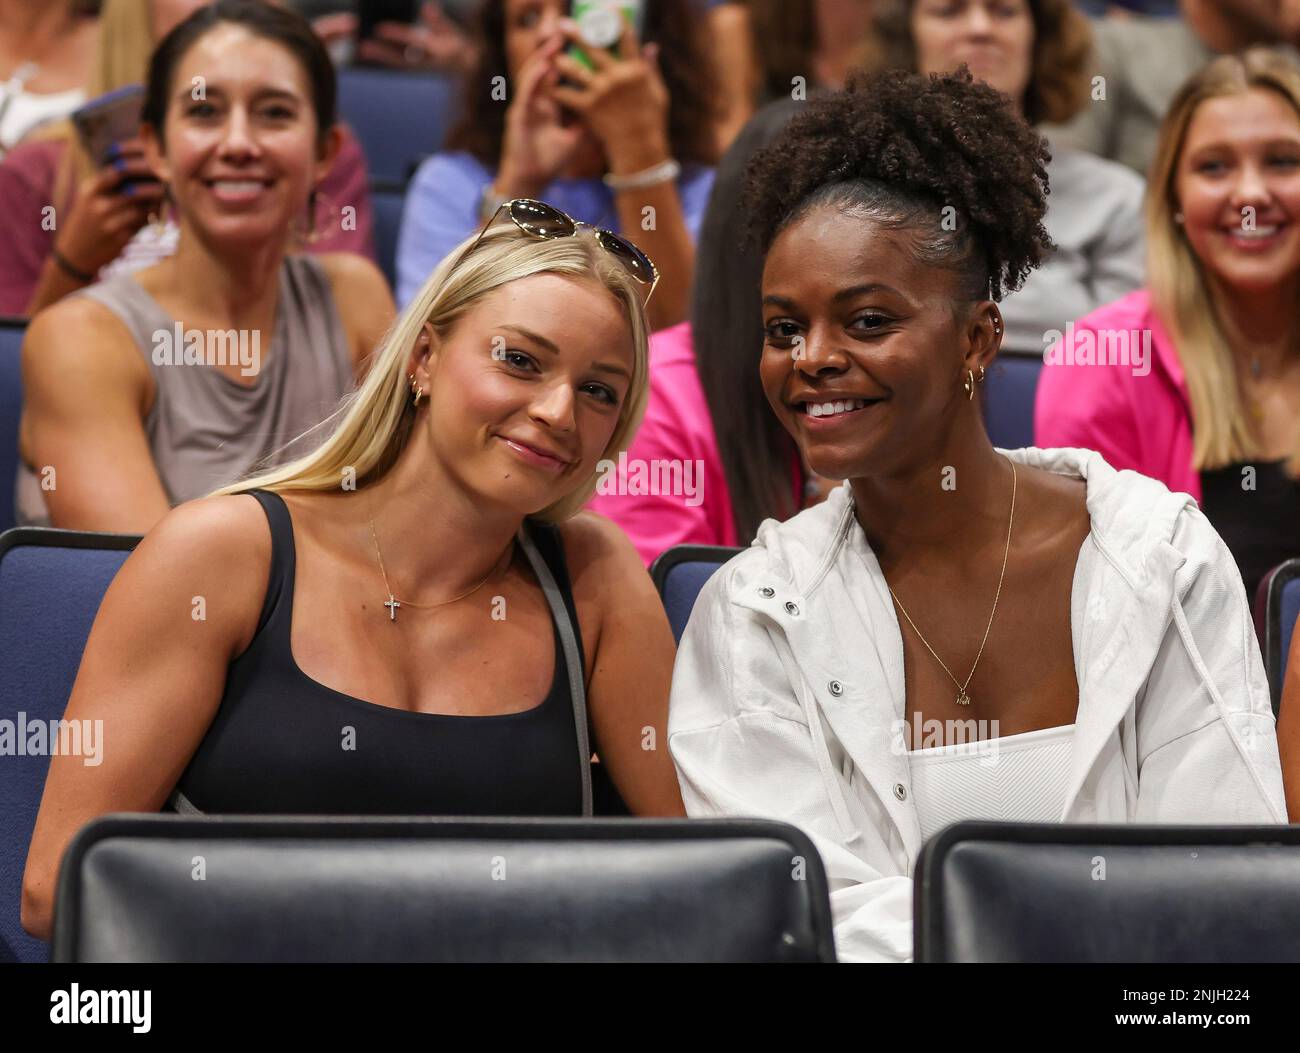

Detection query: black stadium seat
xmin=54 ymin=815 xmax=837 ymax=963
xmin=914 ymin=821 xmax=1300 ymax=963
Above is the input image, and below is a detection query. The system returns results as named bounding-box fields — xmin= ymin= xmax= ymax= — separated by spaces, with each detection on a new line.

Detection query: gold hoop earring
xmin=964 ymin=369 xmax=975 ymax=400
xmin=408 ymin=374 xmax=425 ymax=407
xmin=978 ymin=365 xmax=987 ymax=383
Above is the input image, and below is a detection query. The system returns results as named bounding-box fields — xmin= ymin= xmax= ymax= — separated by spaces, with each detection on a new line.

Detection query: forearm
xmin=611 ymin=176 xmax=693 ymax=331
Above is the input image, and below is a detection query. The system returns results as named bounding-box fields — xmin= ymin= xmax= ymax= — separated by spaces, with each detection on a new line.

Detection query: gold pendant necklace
xmin=887 ymin=461 xmax=1017 ymax=707
xmin=365 ymin=493 xmax=514 ymax=623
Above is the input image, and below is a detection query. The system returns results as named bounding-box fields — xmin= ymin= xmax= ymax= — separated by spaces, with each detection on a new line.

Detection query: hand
xmin=55 ymin=137 xmax=166 ymax=278
xmin=356 ymin=2 xmax=479 ymax=75
xmin=495 ymin=33 xmax=588 ymax=197
xmin=550 ymin=15 xmax=670 ymax=174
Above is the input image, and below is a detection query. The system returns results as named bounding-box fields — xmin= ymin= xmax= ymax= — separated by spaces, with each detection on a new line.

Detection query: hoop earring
xmin=978 ymin=365 xmax=987 ymax=383
xmin=409 ymin=373 xmax=425 ymax=407
xmin=964 ymin=369 xmax=976 ymax=401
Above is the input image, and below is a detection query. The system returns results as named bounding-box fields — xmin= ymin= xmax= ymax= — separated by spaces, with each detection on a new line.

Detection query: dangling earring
xmin=977 ymin=365 xmax=987 ymax=384
xmin=304 ymin=187 xmax=341 ymax=245
xmin=963 ymin=369 xmax=976 ymax=401
xmin=147 ymin=183 xmax=172 ymax=235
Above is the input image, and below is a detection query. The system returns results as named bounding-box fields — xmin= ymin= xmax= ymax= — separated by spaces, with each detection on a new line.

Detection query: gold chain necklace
xmin=365 ymin=494 xmax=514 ymax=623
xmin=887 ymin=461 xmax=1017 ymax=707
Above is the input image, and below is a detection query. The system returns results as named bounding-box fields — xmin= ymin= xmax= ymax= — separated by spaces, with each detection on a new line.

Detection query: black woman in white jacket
xmin=667 ymin=69 xmax=1286 ymax=963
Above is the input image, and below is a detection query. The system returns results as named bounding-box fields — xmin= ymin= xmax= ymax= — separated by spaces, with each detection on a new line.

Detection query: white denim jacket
xmin=667 ymin=447 xmax=1286 ymax=963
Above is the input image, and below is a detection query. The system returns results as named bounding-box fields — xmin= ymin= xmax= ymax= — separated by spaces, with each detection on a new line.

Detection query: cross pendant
xmin=384 ymin=595 xmax=401 ymax=622
xmin=956 ymin=691 xmax=972 ymax=706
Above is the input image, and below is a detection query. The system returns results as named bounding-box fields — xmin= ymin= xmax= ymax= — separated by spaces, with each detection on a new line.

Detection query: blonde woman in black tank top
xmin=21 ymin=92 xmax=685 ymax=941
xmin=17 ymin=2 xmax=395 ymax=535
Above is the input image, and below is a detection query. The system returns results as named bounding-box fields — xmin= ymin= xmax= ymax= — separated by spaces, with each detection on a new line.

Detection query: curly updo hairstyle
xmin=744 ymin=66 xmax=1054 ymax=304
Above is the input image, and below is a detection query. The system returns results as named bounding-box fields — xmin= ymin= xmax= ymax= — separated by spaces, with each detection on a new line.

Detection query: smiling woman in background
xmin=15 ymin=0 xmax=394 ymax=533
xmin=1036 ymin=48 xmax=1300 ymax=605
xmin=667 ymin=68 xmax=1285 ymax=964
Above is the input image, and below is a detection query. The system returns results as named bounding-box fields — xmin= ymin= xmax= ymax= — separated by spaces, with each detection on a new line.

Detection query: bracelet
xmin=51 ymin=247 xmax=95 ymax=284
xmin=602 ymin=158 xmax=681 ymax=192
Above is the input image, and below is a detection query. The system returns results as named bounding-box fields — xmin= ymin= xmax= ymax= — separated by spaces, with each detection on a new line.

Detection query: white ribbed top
xmin=907 ymin=723 xmax=1076 ymax=843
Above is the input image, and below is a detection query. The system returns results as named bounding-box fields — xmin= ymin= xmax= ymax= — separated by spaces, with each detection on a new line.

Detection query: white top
xmin=668 ymin=446 xmax=1286 ymax=964
xmin=908 ymin=723 xmax=1076 ymax=844
xmin=0 ymin=84 xmax=84 ymax=152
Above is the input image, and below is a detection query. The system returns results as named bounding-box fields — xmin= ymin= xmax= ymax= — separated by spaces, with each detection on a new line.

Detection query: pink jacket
xmin=588 ymin=321 xmax=739 ymax=565
xmin=1034 ymin=288 xmax=1201 ymax=501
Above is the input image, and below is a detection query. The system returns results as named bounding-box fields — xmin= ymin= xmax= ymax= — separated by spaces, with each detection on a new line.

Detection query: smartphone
xmin=567 ymin=0 xmax=644 ymax=70
xmin=357 ymin=0 xmax=421 ymax=60
xmin=70 ymin=85 xmax=145 ymax=168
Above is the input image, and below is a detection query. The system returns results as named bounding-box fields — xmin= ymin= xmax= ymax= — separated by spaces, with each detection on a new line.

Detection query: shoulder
xmin=409 ymin=151 xmax=492 ymax=196
xmin=314 ymin=250 xmax=392 ymax=304
xmin=0 ymin=137 xmax=65 ymax=192
xmin=555 ymin=510 xmax=648 ymax=588
xmin=1050 ymin=147 xmax=1145 ymax=201
xmin=25 ymin=292 xmax=142 ymax=378
xmin=124 ymin=493 xmax=273 ymax=650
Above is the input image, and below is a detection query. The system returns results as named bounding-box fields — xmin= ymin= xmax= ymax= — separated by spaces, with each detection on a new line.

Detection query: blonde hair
xmin=210 ymin=223 xmax=651 ymax=522
xmin=1146 ymin=47 xmax=1300 ymax=472
xmin=36 ymin=0 xmax=157 ymax=206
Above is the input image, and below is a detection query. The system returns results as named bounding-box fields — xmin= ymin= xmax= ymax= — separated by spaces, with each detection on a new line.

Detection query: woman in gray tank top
xmin=15 ymin=1 xmax=394 ymax=534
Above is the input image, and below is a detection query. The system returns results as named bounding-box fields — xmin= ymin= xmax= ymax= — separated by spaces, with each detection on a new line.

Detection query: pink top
xmin=588 ymin=321 xmax=739 ymax=565
xmin=0 ymin=126 xmax=377 ymax=316
xmin=1034 ymin=288 xmax=1200 ymax=501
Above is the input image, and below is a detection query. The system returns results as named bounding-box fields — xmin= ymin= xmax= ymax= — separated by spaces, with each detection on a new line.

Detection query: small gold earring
xmin=978 ymin=365 xmax=987 ymax=383
xmin=964 ymin=369 xmax=975 ymax=400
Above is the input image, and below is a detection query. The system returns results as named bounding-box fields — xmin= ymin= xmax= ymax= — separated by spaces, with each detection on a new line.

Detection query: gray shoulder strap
xmin=167 ymin=789 xmax=203 ymax=815
xmin=518 ymin=522 xmax=594 ymax=817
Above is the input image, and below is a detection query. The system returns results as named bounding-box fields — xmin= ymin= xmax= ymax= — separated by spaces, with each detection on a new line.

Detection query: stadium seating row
xmin=1 ymin=530 xmax=1298 ymax=962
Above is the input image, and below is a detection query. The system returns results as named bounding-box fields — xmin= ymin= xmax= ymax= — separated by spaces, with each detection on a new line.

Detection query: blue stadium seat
xmin=371 ymin=186 xmax=406 ymax=290
xmin=337 ymin=68 xmax=459 ymax=186
xmin=650 ymin=544 xmax=743 ymax=642
xmin=0 ymin=528 xmax=139 ymax=962
xmin=983 ymin=351 xmax=1043 ymax=450
xmin=1258 ymin=558 xmax=1300 ymax=716
xmin=54 ymin=814 xmax=837 ymax=962
xmin=0 ymin=319 xmax=25 ymax=533
xmin=915 ymin=822 xmax=1300 ymax=962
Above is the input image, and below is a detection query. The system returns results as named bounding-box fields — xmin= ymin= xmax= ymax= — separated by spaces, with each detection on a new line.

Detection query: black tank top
xmin=174 ymin=490 xmax=587 ymax=816
xmin=1200 ymin=459 xmax=1300 ymax=608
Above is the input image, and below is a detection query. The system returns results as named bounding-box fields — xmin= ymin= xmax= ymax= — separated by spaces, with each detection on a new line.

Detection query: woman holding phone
xmin=395 ymin=0 xmax=717 ymax=330
xmin=22 ymin=197 xmax=682 ymax=942
xmin=0 ymin=0 xmax=377 ymax=317
xmin=15 ymin=1 xmax=393 ymax=533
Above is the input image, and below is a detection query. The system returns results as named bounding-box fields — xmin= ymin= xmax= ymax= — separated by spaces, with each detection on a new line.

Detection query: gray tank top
xmin=16 ymin=255 xmax=354 ymax=525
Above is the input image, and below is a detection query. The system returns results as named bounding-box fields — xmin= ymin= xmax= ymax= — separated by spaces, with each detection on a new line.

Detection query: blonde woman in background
xmin=21 ymin=203 xmax=684 ymax=942
xmin=1036 ymin=48 xmax=1300 ymax=605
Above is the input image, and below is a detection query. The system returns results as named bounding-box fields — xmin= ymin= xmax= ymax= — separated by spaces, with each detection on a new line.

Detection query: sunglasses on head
xmin=467 ymin=198 xmax=660 ymax=305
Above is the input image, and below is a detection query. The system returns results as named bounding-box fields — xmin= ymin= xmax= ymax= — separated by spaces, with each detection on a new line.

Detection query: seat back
xmin=0 ymin=318 xmax=25 ymax=533
xmin=0 ymin=529 xmax=139 ymax=962
xmin=55 ymin=815 xmax=837 ymax=963
xmin=370 ymin=185 xmax=406 ymax=289
xmin=337 ymin=69 xmax=458 ymax=185
xmin=915 ymin=821 xmax=1300 ymax=963
xmin=649 ymin=544 xmax=743 ymax=642
xmin=1259 ymin=558 xmax=1300 ymax=716
xmin=982 ymin=352 xmax=1043 ymax=450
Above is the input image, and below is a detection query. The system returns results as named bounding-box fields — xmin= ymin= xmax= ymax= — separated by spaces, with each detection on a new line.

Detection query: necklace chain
xmin=887 ymin=461 xmax=1017 ymax=707
xmin=365 ymin=492 xmax=514 ymax=622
